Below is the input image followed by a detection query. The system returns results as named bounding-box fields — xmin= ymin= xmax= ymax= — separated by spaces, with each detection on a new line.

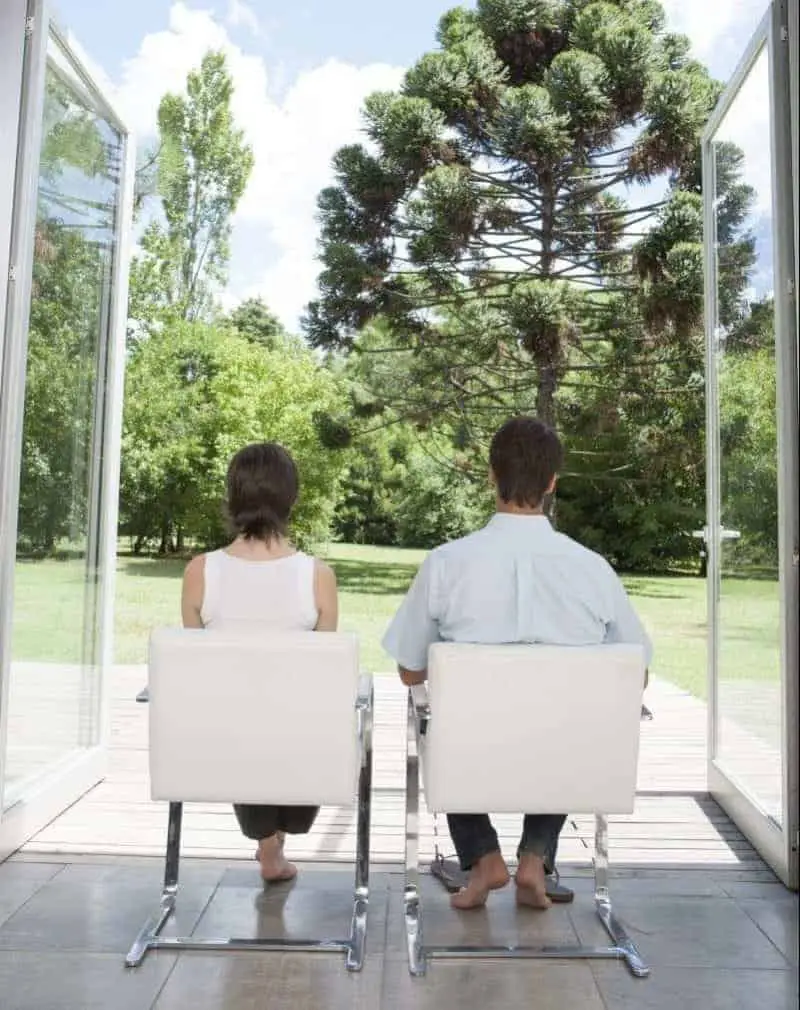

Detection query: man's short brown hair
xmin=226 ymin=442 xmax=299 ymax=541
xmin=489 ymin=417 xmax=564 ymax=509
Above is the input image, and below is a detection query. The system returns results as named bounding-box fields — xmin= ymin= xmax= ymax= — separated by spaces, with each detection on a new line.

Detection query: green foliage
xmin=226 ymin=297 xmax=287 ymax=349
xmin=332 ymin=422 xmax=492 ymax=550
xmin=129 ymin=51 xmax=254 ymax=330
xmin=17 ymin=71 xmax=116 ymax=556
xmin=17 ymin=221 xmax=103 ymax=554
xmin=718 ymin=345 xmax=778 ymax=569
xmin=120 ymin=322 xmax=348 ymax=552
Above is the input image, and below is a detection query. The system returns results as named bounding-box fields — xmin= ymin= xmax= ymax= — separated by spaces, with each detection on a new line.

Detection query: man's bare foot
xmin=257 ymin=835 xmax=297 ymax=883
xmin=515 ymin=853 xmax=551 ymax=910
xmin=450 ymin=851 xmax=510 ymax=910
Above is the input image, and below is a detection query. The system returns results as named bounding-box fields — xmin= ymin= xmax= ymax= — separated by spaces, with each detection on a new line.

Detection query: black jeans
xmin=447 ymin=813 xmax=566 ymax=872
xmin=233 ymin=804 xmax=318 ymax=841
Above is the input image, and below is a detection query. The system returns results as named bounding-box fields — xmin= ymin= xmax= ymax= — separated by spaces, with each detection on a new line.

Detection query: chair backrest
xmin=422 ymin=643 xmax=645 ymax=815
xmin=148 ymin=628 xmax=360 ymax=806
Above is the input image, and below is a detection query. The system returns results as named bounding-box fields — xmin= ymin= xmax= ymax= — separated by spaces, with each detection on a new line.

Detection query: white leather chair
xmin=126 ymin=628 xmax=373 ymax=972
xmin=404 ymin=642 xmax=649 ymax=978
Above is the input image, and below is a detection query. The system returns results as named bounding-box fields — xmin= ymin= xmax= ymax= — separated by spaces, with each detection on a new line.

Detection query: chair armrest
xmin=136 ymin=687 xmax=149 ymax=704
xmin=409 ymin=683 xmax=430 ymax=736
xmin=356 ymin=674 xmax=373 ymax=711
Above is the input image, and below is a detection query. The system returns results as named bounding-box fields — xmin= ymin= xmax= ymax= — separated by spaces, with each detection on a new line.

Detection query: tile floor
xmin=0 ymin=855 xmax=796 ymax=1010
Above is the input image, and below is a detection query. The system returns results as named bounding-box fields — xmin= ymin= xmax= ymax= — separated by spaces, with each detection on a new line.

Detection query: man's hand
xmin=398 ymin=665 xmax=427 ymax=686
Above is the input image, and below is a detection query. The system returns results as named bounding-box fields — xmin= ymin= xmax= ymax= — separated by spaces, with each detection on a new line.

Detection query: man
xmin=382 ymin=417 xmax=652 ymax=911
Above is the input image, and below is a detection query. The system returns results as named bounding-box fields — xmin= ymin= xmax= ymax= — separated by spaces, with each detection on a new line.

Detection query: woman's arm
xmin=181 ymin=555 xmax=206 ymax=628
xmin=313 ymin=559 xmax=338 ymax=631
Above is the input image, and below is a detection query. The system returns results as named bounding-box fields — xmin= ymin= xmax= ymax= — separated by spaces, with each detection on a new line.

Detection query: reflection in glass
xmin=3 ymin=48 xmax=121 ymax=804
xmin=711 ymin=46 xmax=783 ymax=824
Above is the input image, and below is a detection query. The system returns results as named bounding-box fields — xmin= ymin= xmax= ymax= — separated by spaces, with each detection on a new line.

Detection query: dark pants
xmin=447 ymin=813 xmax=566 ymax=872
xmin=233 ymin=804 xmax=318 ymax=841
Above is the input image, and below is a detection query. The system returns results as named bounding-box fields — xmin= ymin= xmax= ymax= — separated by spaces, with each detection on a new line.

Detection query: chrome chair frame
xmin=403 ymin=685 xmax=649 ymax=979
xmin=126 ymin=676 xmax=374 ymax=972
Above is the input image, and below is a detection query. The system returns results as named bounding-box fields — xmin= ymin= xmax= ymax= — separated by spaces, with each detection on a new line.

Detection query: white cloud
xmin=226 ymin=0 xmax=261 ymax=37
xmin=712 ymin=44 xmax=772 ymax=215
xmin=660 ymin=0 xmax=769 ymax=77
xmin=95 ymin=2 xmax=402 ymax=329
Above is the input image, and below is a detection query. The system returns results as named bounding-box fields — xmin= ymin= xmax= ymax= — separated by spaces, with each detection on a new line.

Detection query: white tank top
xmin=200 ymin=550 xmax=318 ymax=631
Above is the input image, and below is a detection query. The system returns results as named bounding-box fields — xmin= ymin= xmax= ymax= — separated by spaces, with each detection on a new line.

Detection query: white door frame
xmin=703 ymin=0 xmax=799 ymax=888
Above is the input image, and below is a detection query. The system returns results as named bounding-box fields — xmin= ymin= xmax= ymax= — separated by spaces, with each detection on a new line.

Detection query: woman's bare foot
xmin=450 ymin=851 xmax=510 ymax=910
xmin=515 ymin=853 xmax=551 ymax=910
xmin=257 ymin=834 xmax=297 ymax=883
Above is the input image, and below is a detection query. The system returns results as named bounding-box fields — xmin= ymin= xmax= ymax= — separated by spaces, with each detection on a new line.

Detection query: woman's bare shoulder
xmin=312 ymin=557 xmax=336 ymax=581
xmin=183 ymin=553 xmax=207 ymax=582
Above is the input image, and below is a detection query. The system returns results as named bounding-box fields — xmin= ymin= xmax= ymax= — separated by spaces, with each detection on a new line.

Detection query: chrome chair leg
xmin=125 ymin=801 xmax=182 ymax=967
xmin=593 ymin=814 xmax=650 ymax=978
xmin=346 ymin=679 xmax=374 ymax=972
xmin=404 ymin=691 xmax=427 ymax=976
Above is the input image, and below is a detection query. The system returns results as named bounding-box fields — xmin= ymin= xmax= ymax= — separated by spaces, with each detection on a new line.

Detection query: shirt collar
xmin=487 ymin=513 xmax=554 ymax=534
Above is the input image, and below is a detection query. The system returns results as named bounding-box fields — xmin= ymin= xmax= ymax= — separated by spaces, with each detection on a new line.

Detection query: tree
xmin=226 ymin=297 xmax=286 ymax=349
xmin=555 ymin=140 xmax=755 ymax=570
xmin=120 ymin=323 xmax=348 ymax=552
xmin=129 ymin=51 xmax=254 ymax=329
xmin=17 ymin=72 xmax=113 ymax=554
xmin=305 ymin=0 xmax=719 ymax=441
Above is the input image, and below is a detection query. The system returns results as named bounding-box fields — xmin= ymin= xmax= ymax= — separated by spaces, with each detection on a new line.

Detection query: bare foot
xmin=450 ymin=851 xmax=510 ymax=910
xmin=515 ymin=853 xmax=551 ymax=910
xmin=257 ymin=835 xmax=297 ymax=883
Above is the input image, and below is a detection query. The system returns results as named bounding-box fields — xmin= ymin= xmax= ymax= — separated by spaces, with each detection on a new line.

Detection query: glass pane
xmin=711 ymin=45 xmax=783 ymax=825
xmin=2 ymin=45 xmax=121 ymax=805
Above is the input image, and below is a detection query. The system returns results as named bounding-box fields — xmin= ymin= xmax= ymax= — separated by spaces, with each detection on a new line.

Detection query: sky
xmin=53 ymin=0 xmax=775 ymax=327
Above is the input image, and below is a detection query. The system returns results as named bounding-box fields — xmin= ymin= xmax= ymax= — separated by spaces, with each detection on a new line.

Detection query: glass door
xmin=704 ymin=0 xmax=798 ymax=888
xmin=0 ymin=10 xmax=134 ymax=852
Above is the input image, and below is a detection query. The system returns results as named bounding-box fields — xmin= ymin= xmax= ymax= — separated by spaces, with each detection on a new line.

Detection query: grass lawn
xmin=11 ymin=543 xmax=780 ymax=700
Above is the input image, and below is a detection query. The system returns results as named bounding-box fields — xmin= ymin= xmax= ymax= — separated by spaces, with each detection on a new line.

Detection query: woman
xmin=181 ymin=442 xmax=338 ymax=882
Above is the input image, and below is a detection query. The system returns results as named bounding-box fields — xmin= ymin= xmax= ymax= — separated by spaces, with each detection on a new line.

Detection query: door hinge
xmin=8 ymin=265 xmax=17 ymax=283
xmin=24 ymin=15 xmax=35 ymax=38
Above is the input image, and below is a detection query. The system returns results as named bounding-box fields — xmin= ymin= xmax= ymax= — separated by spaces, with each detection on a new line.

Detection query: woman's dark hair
xmin=489 ymin=417 xmax=564 ymax=508
xmin=226 ymin=442 xmax=299 ymax=541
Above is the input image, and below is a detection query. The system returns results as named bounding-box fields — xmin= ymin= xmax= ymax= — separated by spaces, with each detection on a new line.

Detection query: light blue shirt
xmin=382 ymin=514 xmax=653 ymax=671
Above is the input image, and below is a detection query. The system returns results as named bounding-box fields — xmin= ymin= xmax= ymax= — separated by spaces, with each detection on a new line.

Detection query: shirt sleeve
xmin=381 ymin=554 xmax=440 ymax=672
xmin=604 ymin=568 xmax=654 ymax=667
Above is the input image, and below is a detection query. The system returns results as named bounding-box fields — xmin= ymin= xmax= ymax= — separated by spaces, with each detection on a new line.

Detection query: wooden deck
xmin=21 ymin=667 xmax=774 ymax=880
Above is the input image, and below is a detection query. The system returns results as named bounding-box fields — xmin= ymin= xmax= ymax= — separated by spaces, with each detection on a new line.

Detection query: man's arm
xmin=382 ymin=555 xmax=439 ymax=684
xmin=605 ymin=569 xmax=653 ymax=686
xmin=398 ymin=665 xmax=427 ymax=686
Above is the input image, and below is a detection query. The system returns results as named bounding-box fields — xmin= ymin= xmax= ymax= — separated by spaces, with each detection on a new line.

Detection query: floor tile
xmin=384 ymin=874 xmax=579 ymax=961
xmin=720 ymin=880 xmax=797 ymax=901
xmin=738 ymin=900 xmax=799 ymax=964
xmin=569 ymin=895 xmax=788 ymax=969
xmin=193 ymin=869 xmax=389 ymax=945
xmin=591 ymin=962 xmax=798 ymax=1010
xmin=152 ymin=951 xmax=382 ymax=1010
xmin=382 ymin=958 xmax=606 ymax=1010
xmin=0 ymin=863 xmax=219 ymax=954
xmin=0 ymin=949 xmax=175 ymax=1010
xmin=560 ymin=871 xmax=728 ymax=898
xmin=0 ymin=862 xmax=64 ymax=928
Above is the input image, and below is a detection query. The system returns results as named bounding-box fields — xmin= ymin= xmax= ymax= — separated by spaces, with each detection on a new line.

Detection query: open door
xmin=703 ymin=0 xmax=799 ymax=888
xmin=0 ymin=3 xmax=134 ymax=857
